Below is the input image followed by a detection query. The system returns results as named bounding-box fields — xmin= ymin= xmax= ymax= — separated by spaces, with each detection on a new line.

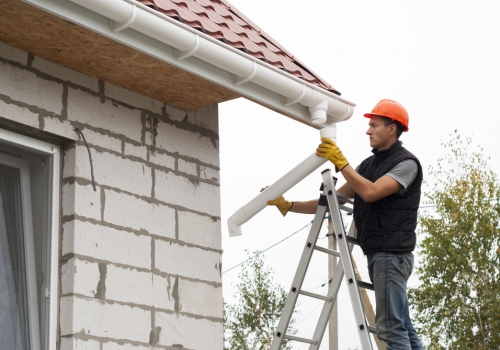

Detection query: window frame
xmin=0 ymin=128 xmax=61 ymax=350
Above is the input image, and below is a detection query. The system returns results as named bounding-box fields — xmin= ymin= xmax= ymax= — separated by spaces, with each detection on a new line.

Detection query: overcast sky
xmin=218 ymin=1 xmax=500 ymax=349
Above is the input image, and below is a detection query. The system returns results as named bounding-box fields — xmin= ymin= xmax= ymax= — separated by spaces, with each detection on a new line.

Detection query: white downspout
xmin=228 ymin=125 xmax=336 ymax=236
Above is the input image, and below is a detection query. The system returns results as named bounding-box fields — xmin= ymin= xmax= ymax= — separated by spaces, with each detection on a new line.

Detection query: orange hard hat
xmin=364 ymin=99 xmax=409 ymax=132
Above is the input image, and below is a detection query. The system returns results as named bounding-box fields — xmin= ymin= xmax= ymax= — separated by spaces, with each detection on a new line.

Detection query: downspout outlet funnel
xmin=309 ymin=100 xmax=328 ymax=124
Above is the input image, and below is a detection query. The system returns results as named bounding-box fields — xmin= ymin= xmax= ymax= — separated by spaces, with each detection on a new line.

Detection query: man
xmin=268 ymin=100 xmax=424 ymax=349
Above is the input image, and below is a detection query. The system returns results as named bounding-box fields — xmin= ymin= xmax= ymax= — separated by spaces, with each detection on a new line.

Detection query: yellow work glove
xmin=316 ymin=137 xmax=349 ymax=172
xmin=261 ymin=187 xmax=293 ymax=217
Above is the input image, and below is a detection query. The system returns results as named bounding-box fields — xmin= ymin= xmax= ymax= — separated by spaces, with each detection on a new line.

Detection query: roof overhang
xmin=2 ymin=0 xmax=355 ymax=129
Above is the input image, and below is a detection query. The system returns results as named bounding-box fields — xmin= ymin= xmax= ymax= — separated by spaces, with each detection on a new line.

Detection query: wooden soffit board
xmin=0 ymin=0 xmax=240 ymax=111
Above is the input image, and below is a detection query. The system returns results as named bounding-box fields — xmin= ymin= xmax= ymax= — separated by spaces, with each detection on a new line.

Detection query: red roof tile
xmin=137 ymin=0 xmax=340 ymax=94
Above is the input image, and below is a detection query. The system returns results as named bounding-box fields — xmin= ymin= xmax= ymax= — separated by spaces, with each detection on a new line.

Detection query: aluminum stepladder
xmin=270 ymin=169 xmax=377 ymax=350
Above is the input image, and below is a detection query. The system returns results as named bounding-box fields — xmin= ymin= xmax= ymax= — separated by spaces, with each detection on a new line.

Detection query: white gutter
xmin=69 ymin=0 xmax=355 ymax=125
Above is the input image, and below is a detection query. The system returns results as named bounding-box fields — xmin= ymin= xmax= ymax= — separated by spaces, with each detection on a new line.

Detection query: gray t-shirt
xmin=386 ymin=159 xmax=418 ymax=194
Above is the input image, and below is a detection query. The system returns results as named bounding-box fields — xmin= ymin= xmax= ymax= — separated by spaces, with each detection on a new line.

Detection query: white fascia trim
xmin=31 ymin=0 xmax=355 ymax=127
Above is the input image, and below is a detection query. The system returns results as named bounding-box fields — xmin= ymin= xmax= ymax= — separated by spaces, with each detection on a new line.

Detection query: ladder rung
xmin=284 ymin=334 xmax=318 ymax=345
xmin=337 ymin=193 xmax=354 ymax=205
xmin=357 ymin=280 xmax=374 ymax=291
xmin=346 ymin=235 xmax=359 ymax=245
xmin=367 ymin=326 xmax=377 ymax=334
xmin=339 ymin=204 xmax=353 ymax=213
xmin=314 ymin=245 xmax=340 ymax=257
xmin=299 ymin=290 xmax=333 ymax=302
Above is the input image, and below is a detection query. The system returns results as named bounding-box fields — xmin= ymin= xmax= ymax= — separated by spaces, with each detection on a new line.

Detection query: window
xmin=0 ymin=128 xmax=61 ymax=350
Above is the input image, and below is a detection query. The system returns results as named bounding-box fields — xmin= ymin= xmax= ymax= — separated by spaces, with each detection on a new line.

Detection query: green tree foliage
xmin=224 ymin=251 xmax=298 ymax=350
xmin=409 ymin=132 xmax=500 ymax=349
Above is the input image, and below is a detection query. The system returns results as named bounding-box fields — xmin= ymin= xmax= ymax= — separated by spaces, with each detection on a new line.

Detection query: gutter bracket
xmin=233 ymin=61 xmax=257 ymax=85
xmin=110 ymin=4 xmax=137 ymax=32
xmin=175 ymin=35 xmax=200 ymax=60
xmin=283 ymin=84 xmax=306 ymax=106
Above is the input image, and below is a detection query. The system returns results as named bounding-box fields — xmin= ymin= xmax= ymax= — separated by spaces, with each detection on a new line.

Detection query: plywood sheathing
xmin=0 ymin=0 xmax=240 ymax=111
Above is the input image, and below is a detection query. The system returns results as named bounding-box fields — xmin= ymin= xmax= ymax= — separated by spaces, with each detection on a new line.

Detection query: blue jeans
xmin=367 ymin=252 xmax=424 ymax=350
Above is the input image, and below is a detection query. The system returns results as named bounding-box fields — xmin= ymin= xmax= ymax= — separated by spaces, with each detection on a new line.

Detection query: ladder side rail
xmin=270 ymin=201 xmax=328 ymax=350
xmin=321 ymin=170 xmax=374 ymax=350
xmin=308 ymin=222 xmax=357 ymax=350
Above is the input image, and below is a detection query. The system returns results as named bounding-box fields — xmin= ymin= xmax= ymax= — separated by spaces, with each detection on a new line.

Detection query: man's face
xmin=366 ymin=115 xmax=394 ymax=149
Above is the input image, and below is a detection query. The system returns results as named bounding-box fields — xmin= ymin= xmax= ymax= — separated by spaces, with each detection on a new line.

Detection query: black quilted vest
xmin=353 ymin=141 xmax=423 ymax=255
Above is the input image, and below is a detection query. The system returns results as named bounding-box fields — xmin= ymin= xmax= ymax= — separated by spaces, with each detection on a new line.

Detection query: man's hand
xmin=316 ymin=137 xmax=349 ymax=172
xmin=261 ymin=187 xmax=293 ymax=216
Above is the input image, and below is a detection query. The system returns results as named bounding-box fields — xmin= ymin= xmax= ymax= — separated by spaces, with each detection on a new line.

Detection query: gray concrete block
xmin=0 ymin=42 xmax=28 ymax=65
xmin=155 ymin=121 xmax=219 ymax=167
xmin=59 ymin=296 xmax=151 ymax=342
xmin=187 ymin=104 xmax=218 ymax=133
xmin=62 ymin=182 xmax=101 ymax=220
xmin=67 ymin=87 xmax=142 ymax=142
xmin=104 ymin=190 xmax=176 ymax=238
xmin=178 ymin=279 xmax=222 ymax=318
xmin=155 ymin=240 xmax=222 ymax=283
xmin=61 ymin=257 xmax=101 ymax=297
xmin=0 ymin=99 xmax=39 ymax=128
xmin=178 ymin=211 xmax=221 ymax=250
xmin=60 ymin=337 xmax=101 ymax=350
xmin=105 ymin=265 xmax=175 ymax=310
xmin=0 ymin=61 xmax=63 ymax=114
xmin=155 ymin=311 xmax=223 ymax=350
xmin=62 ymin=220 xmax=151 ymax=270
xmin=32 ymin=56 xmax=99 ymax=92
xmin=155 ymin=170 xmax=220 ymax=216
xmin=105 ymin=82 xmax=163 ymax=114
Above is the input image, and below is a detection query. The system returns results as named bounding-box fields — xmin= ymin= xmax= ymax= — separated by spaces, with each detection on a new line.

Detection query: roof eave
xmin=22 ymin=0 xmax=356 ymax=129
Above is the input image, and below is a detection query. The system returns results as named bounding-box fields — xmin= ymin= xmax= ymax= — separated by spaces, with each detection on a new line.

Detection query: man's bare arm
xmin=340 ymin=165 xmax=402 ymax=202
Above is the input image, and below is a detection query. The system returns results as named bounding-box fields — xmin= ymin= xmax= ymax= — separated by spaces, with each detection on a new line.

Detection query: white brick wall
xmin=67 ymin=87 xmax=143 ymax=142
xmin=62 ymin=220 xmax=151 ymax=269
xmin=0 ymin=61 xmax=63 ymax=114
xmin=60 ymin=338 xmax=101 ymax=350
xmin=105 ymin=265 xmax=176 ymax=310
xmin=72 ymin=146 xmax=152 ymax=197
xmin=149 ymin=150 xmax=176 ymax=169
xmin=0 ymin=99 xmax=39 ymax=128
xmin=62 ymin=182 xmax=101 ymax=220
xmin=178 ymin=211 xmax=221 ymax=250
xmin=61 ymin=257 xmax=101 ymax=297
xmin=0 ymin=42 xmax=28 ymax=65
xmin=200 ymin=165 xmax=220 ymax=183
xmin=156 ymin=311 xmax=223 ymax=350
xmin=32 ymin=56 xmax=99 ymax=92
xmin=178 ymin=158 xmax=197 ymax=176
xmin=60 ymin=296 xmax=151 ymax=342
xmin=105 ymin=82 xmax=163 ymax=114
xmin=0 ymin=42 xmax=222 ymax=350
xmin=104 ymin=190 xmax=176 ymax=238
xmin=155 ymin=171 xmax=220 ymax=216
xmin=155 ymin=240 xmax=222 ymax=283
xmin=187 ymin=104 xmax=219 ymax=133
xmin=178 ymin=279 xmax=222 ymax=318
xmin=156 ymin=120 xmax=219 ymax=166
xmin=73 ymin=128 xmax=122 ymax=153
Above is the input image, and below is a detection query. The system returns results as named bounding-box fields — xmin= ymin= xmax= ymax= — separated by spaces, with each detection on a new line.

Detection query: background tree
xmin=409 ymin=132 xmax=500 ymax=349
xmin=224 ymin=251 xmax=298 ymax=350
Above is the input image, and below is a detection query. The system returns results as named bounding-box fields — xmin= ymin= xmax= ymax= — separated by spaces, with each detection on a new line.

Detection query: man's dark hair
xmin=382 ymin=117 xmax=404 ymax=139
